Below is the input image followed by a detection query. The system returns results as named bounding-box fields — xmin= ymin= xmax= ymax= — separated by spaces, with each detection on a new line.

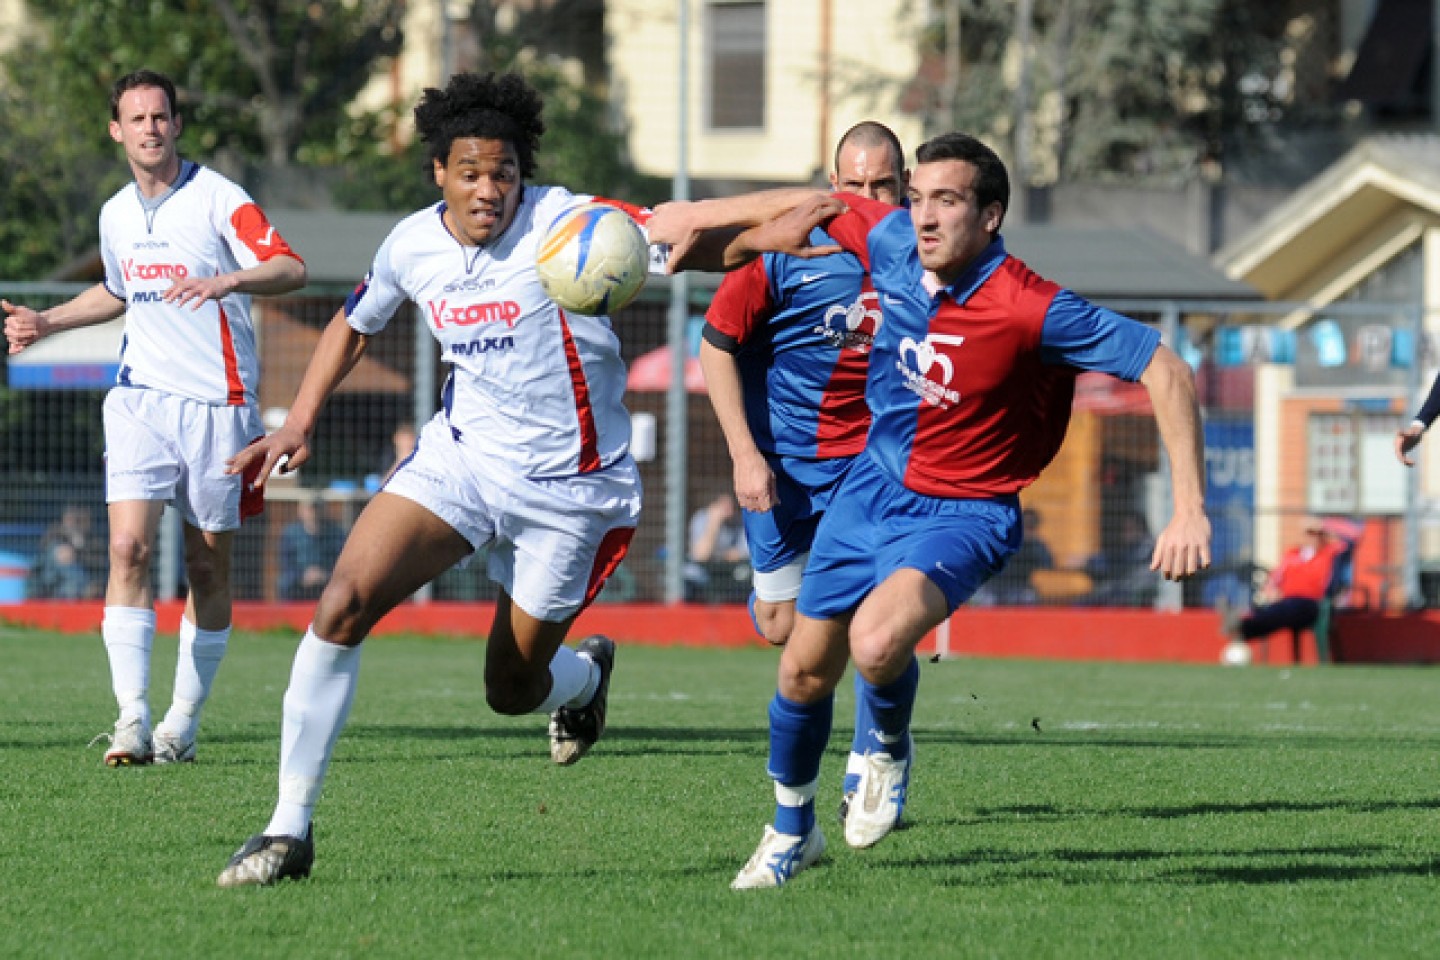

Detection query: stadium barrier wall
xmin=5 ymin=601 xmax=1440 ymax=666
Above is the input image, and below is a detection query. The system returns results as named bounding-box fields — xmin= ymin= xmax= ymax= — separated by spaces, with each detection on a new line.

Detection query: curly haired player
xmin=217 ymin=72 xmax=649 ymax=887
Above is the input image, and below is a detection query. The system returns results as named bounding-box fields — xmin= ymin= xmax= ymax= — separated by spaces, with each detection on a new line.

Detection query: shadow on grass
xmin=964 ymin=796 xmax=1440 ymax=822
xmin=901 ymin=843 xmax=1440 ymax=886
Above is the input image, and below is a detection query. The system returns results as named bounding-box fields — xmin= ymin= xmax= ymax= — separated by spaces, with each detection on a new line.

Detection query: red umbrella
xmin=626 ymin=344 xmax=708 ymax=393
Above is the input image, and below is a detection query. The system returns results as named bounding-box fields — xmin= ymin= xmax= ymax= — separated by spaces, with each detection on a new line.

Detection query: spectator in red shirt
xmin=1222 ymin=518 xmax=1349 ymax=644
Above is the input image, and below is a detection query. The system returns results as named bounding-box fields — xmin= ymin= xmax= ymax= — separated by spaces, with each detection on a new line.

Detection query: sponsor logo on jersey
xmin=426 ymin=299 xmax=522 ymax=329
xmin=897 ymin=333 xmax=964 ymax=407
xmin=442 ymin=277 xmax=497 ymax=295
xmin=129 ymin=291 xmax=169 ymax=304
xmin=448 ymin=334 xmax=516 ymax=357
xmin=122 ymin=259 xmax=189 ymax=281
xmin=814 ymin=291 xmax=880 ymax=353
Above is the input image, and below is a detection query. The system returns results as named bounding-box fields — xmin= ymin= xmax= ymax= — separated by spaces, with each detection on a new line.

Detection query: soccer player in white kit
xmin=2 ymin=69 xmax=307 ymax=767
xmin=217 ymin=72 xmax=646 ymax=887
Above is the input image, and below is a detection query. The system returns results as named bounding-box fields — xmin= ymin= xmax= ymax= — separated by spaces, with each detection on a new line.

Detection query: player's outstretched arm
xmin=1140 ymin=344 xmax=1212 ymax=581
xmin=3 ymin=285 xmax=126 ymax=354
xmin=699 ymin=339 xmax=777 ymax=512
xmin=226 ymin=306 xmax=370 ymax=488
xmin=164 ymin=253 xmax=307 ymax=309
xmin=649 ymin=189 xmax=841 ymax=272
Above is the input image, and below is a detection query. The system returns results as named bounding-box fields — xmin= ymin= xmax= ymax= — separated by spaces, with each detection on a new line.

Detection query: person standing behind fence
xmin=2 ymin=69 xmax=306 ymax=766
xmin=699 ymin=120 xmax=913 ymax=818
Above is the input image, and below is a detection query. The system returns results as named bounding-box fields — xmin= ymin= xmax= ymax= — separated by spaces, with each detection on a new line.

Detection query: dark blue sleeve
xmin=1038 ymin=289 xmax=1161 ymax=382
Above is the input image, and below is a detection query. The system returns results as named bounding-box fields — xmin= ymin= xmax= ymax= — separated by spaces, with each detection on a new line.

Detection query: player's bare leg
xmin=840 ymin=569 xmax=944 ymax=849
xmin=484 ymin=595 xmax=616 ymax=765
xmin=220 ymin=493 xmax=470 ymax=887
xmin=97 ymin=499 xmax=165 ymax=766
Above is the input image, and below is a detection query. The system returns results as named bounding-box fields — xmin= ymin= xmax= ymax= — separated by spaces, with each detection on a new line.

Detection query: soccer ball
xmin=535 ymin=202 xmax=649 ymax=316
xmin=1220 ymin=640 xmax=1253 ymax=667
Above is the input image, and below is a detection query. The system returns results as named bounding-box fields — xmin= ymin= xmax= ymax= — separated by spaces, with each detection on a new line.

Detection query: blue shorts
xmin=796 ymin=451 xmax=1021 ymax=620
xmin=742 ymin=454 xmax=854 ymax=574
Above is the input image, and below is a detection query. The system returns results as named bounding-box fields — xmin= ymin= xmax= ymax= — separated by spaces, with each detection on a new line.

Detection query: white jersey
xmin=99 ymin=162 xmax=301 ymax=407
xmin=347 ymin=185 xmax=638 ymax=480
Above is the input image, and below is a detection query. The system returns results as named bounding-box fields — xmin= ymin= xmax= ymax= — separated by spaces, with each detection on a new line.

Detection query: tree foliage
xmin=0 ymin=0 xmax=402 ymax=278
xmin=0 ymin=0 xmax=660 ymax=279
xmin=894 ymin=0 xmax=1345 ymax=185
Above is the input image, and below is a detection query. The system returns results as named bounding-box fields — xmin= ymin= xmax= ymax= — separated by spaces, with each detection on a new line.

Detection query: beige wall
xmin=608 ymin=0 xmax=926 ymax=185
xmin=0 ymin=0 xmax=32 ymax=56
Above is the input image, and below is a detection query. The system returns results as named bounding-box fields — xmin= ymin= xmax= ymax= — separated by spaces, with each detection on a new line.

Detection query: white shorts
xmin=384 ymin=416 xmax=642 ymax=621
xmin=103 ymin=387 xmax=263 ymax=532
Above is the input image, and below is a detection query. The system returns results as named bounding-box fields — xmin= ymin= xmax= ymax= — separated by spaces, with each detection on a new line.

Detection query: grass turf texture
xmin=2 ymin=626 xmax=1439 ymax=959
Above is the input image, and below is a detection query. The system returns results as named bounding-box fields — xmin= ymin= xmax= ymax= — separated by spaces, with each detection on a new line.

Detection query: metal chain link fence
xmin=0 ymin=279 xmax=1428 ymax=612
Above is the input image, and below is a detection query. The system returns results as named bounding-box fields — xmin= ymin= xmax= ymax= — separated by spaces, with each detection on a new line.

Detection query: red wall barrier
xmin=4 ymin=601 xmax=1440 ymax=665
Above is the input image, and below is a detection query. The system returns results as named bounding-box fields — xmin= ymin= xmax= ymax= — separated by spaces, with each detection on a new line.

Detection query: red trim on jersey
xmin=904 ymin=257 xmax=1069 ymax=497
xmin=583 ymin=525 xmax=636 ymax=608
xmin=821 ymin=192 xmax=891 ymax=271
xmin=705 ymin=258 xmax=772 ymax=343
xmin=558 ymin=310 xmax=602 ymax=472
xmin=230 ymin=203 xmax=302 ymax=263
xmin=216 ymin=303 xmax=246 ymax=405
xmin=591 ymin=197 xmax=650 ymax=225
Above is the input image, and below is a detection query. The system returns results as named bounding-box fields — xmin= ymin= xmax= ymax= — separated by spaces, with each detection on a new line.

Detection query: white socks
xmin=266 ymin=628 xmax=361 ymax=839
xmin=160 ymin=618 xmax=228 ymax=740
xmin=102 ymin=607 xmax=156 ymax=726
xmin=536 ymin=644 xmax=600 ymax=714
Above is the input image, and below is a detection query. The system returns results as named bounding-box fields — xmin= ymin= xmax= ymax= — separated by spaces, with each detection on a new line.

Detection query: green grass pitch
xmin=2 ymin=624 xmax=1439 ymax=959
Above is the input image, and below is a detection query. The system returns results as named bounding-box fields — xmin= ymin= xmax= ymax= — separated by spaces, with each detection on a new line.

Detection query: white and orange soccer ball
xmin=535 ymin=202 xmax=649 ymax=316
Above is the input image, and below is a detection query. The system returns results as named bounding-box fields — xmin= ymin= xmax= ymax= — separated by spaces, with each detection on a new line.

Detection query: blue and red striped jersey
xmin=703 ymin=230 xmax=878 ymax=459
xmin=825 ymin=194 xmax=1161 ymax=498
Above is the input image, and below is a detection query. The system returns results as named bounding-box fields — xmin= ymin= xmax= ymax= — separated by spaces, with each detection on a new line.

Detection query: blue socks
xmin=854 ymin=656 xmax=919 ymax=761
xmin=767 ymin=692 xmax=833 ymax=835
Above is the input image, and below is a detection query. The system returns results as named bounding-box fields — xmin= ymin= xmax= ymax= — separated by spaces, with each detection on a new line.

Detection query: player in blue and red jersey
xmin=655 ymin=133 xmax=1212 ymax=888
xmin=700 ymin=121 xmax=910 ymax=822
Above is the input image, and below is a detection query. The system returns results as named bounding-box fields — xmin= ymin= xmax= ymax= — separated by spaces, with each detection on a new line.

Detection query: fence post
xmin=1403 ymin=302 xmax=1424 ymax=608
xmin=157 ymin=507 xmax=180 ymax=602
xmin=1155 ymin=301 xmax=1183 ymax=611
xmin=411 ymin=303 xmax=437 ymax=604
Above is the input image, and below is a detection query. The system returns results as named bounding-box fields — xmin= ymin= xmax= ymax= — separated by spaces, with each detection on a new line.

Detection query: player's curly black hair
xmin=413 ymin=72 xmax=545 ymax=178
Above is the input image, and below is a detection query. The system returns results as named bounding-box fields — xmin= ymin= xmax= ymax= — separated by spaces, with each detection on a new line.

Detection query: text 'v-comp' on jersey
xmin=344 ymin=185 xmax=631 ymax=480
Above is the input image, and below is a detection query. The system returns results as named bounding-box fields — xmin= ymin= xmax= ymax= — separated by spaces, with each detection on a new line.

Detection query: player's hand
xmin=226 ymin=425 xmax=308 ymax=491
xmin=733 ymin=451 xmax=777 ymax=513
xmin=1149 ymin=508 xmax=1212 ymax=581
xmin=740 ymin=194 xmax=847 ymax=260
xmin=1395 ymin=424 xmax=1425 ymax=466
xmin=164 ymin=274 xmax=239 ymax=309
xmin=2 ymin=299 xmax=49 ymax=354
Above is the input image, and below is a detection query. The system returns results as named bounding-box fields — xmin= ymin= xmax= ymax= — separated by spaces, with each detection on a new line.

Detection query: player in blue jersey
xmin=653 ymin=133 xmax=1212 ymax=888
xmin=700 ymin=121 xmax=910 ymax=823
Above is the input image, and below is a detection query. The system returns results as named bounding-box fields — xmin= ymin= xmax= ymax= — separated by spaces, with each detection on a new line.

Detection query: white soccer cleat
xmin=731 ymin=824 xmax=826 ymax=890
xmin=217 ymin=827 xmax=315 ymax=888
xmin=844 ymin=746 xmax=912 ymax=849
xmin=152 ymin=727 xmax=197 ymax=764
xmin=101 ymin=717 xmax=153 ymax=767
